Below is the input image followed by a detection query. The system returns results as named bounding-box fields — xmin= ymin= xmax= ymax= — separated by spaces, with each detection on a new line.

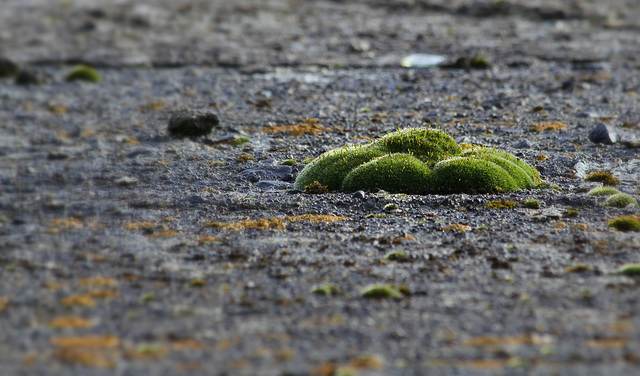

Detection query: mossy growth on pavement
xmin=611 ymin=264 xmax=640 ymax=276
xmin=523 ymin=199 xmax=541 ymax=209
xmin=588 ymin=186 xmax=621 ymax=196
xmin=294 ymin=127 xmax=541 ymax=194
xmin=585 ymin=171 xmax=621 ymax=186
xmin=64 ymin=65 xmax=101 ymax=83
xmin=603 ymin=193 xmax=638 ymax=208
xmin=607 ymin=216 xmax=640 ymax=232
xmin=360 ymin=284 xmax=404 ymax=299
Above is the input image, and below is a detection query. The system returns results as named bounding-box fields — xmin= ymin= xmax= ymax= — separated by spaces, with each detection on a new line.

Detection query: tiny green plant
xmin=65 ymin=65 xmax=101 ymax=83
xmin=281 ymin=159 xmax=296 ymax=166
xmin=310 ymin=283 xmax=338 ymax=295
xmin=231 ymin=136 xmax=251 ymax=147
xmin=304 ymin=181 xmax=328 ymax=194
xmin=385 ymin=251 xmax=409 ymax=262
xmin=360 ymin=284 xmax=404 ymax=299
xmin=607 ymin=216 xmax=640 ymax=232
xmin=383 ymin=203 xmax=399 ymax=211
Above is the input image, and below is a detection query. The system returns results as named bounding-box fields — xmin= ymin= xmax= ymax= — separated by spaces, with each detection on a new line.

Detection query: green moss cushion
xmin=293 ymin=128 xmax=541 ymax=194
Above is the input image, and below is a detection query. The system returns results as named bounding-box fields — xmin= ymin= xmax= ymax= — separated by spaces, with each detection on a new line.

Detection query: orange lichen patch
xmin=54 ymin=347 xmax=117 ymax=368
xmin=196 ymin=236 xmax=218 ymax=243
xmin=50 ymin=105 xmax=68 ymax=114
xmin=124 ymin=344 xmax=169 ymax=360
xmin=171 ymin=339 xmax=208 ymax=350
xmin=581 ymin=73 xmax=612 ymax=82
xmin=605 ymin=320 xmax=635 ymax=334
xmin=0 ymin=297 xmax=8 ymax=312
xmin=121 ymin=136 xmax=140 ymax=145
xmin=52 ymin=335 xmax=120 ymax=349
xmin=529 ymin=121 xmax=568 ymax=132
xmin=149 ymin=230 xmax=180 ymax=238
xmin=227 ymin=358 xmax=250 ymax=368
xmin=206 ymin=217 xmax=285 ymax=230
xmin=22 ymin=352 xmax=38 ymax=365
xmin=274 ymin=349 xmax=296 ymax=361
xmin=444 ymin=224 xmax=471 ymax=232
xmin=206 ymin=214 xmax=348 ymax=230
xmin=392 ymin=235 xmax=416 ymax=243
xmin=462 ymin=335 xmax=552 ymax=347
xmin=49 ymin=316 xmax=93 ymax=329
xmin=310 ymin=363 xmax=336 ymax=376
xmin=123 ymin=222 xmax=157 ymax=231
xmin=60 ymin=294 xmax=97 ymax=307
xmin=139 ymin=101 xmax=165 ymax=112
xmin=262 ymin=118 xmax=326 ymax=136
xmin=80 ymin=277 xmax=119 ymax=288
xmin=44 ymin=218 xmax=84 ymax=233
xmin=87 ymin=290 xmax=120 ymax=299
xmin=344 ymin=354 xmax=384 ymax=370
xmin=285 ymin=214 xmax=347 ymax=223
xmin=586 ymin=338 xmax=627 ymax=349
xmin=44 ymin=281 xmax=64 ymax=290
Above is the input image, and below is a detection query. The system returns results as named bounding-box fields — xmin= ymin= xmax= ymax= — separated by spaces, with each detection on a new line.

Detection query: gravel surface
xmin=1 ymin=1 xmax=640 ymax=375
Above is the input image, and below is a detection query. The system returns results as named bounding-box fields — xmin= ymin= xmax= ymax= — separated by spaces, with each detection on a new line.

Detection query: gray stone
xmin=255 ymin=180 xmax=293 ymax=190
xmin=588 ymin=123 xmax=617 ymax=144
xmin=513 ymin=139 xmax=532 ymax=149
xmin=239 ymin=165 xmax=293 ymax=183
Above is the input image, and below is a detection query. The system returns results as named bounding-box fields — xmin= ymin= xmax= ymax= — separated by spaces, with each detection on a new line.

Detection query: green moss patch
xmin=294 ymin=128 xmax=541 ymax=194
xmin=585 ymin=171 xmax=621 ymax=186
xmin=612 ymin=264 xmax=640 ymax=276
xmin=607 ymin=216 xmax=640 ymax=232
xmin=587 ymin=186 xmax=621 ymax=196
xmin=604 ymin=193 xmax=638 ymax=208
xmin=65 ymin=65 xmax=101 ymax=83
xmin=360 ymin=284 xmax=404 ymax=299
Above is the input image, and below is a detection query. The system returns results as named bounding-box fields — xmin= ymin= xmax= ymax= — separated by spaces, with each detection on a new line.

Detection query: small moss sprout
xmin=604 ymin=193 xmax=638 ymax=208
xmin=585 ymin=171 xmax=621 ymax=186
xmin=587 ymin=186 xmax=621 ymax=196
xmin=523 ymin=199 xmax=541 ymax=209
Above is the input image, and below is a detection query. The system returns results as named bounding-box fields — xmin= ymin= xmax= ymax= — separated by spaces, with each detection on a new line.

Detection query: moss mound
xmin=607 ymin=216 xmax=640 ymax=232
xmin=604 ymin=193 xmax=638 ymax=208
xmin=65 ymin=65 xmax=101 ymax=83
xmin=588 ymin=186 xmax=621 ymax=196
xmin=294 ymin=128 xmax=540 ymax=194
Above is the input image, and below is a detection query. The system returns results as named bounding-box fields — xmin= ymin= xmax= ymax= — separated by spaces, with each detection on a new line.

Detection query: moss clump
xmin=281 ymin=159 xmax=296 ymax=166
xmin=385 ymin=251 xmax=409 ymax=262
xmin=383 ymin=203 xmax=399 ymax=211
xmin=604 ymin=193 xmax=638 ymax=208
xmin=64 ymin=65 xmax=101 ymax=83
xmin=304 ymin=181 xmax=328 ymax=194
xmin=294 ymin=128 xmax=540 ymax=195
xmin=588 ymin=186 xmax=621 ymax=196
xmin=310 ymin=283 xmax=338 ymax=295
xmin=486 ymin=200 xmax=517 ymax=210
xmin=612 ymin=264 xmax=640 ymax=276
xmin=231 ymin=136 xmax=250 ymax=147
xmin=607 ymin=216 xmax=640 ymax=232
xmin=360 ymin=284 xmax=403 ymax=299
xmin=523 ymin=199 xmax=541 ymax=209
xmin=585 ymin=171 xmax=621 ymax=186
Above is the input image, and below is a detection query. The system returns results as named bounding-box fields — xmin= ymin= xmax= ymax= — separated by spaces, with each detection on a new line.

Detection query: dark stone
xmin=352 ymin=190 xmax=366 ymax=199
xmin=513 ymin=139 xmax=532 ymax=149
xmin=15 ymin=70 xmax=48 ymax=86
xmin=0 ymin=57 xmax=19 ymax=78
xmin=588 ymin=123 xmax=617 ymax=144
xmin=168 ymin=109 xmax=220 ymax=137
